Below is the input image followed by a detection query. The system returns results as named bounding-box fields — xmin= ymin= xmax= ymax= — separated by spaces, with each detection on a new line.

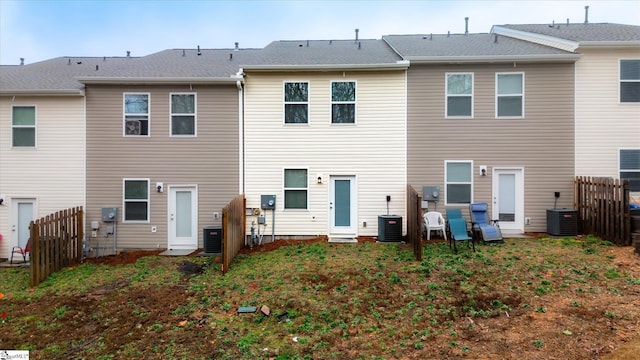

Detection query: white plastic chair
xmin=422 ymin=211 xmax=447 ymax=241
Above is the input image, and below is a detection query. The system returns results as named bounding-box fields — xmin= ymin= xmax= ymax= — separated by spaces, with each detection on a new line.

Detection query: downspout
xmin=236 ymin=73 xmax=245 ymax=195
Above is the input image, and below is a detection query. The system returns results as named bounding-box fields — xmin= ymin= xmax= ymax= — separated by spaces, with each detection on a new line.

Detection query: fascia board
xmin=242 ymin=62 xmax=410 ymax=72
xmin=76 ymin=76 xmax=243 ymax=85
xmin=406 ymin=54 xmax=580 ymax=64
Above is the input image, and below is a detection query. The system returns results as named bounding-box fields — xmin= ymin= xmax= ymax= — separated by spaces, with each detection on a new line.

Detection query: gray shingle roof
xmin=498 ymin=23 xmax=640 ymax=43
xmin=382 ymin=33 xmax=577 ymax=61
xmin=252 ymin=39 xmax=404 ymax=67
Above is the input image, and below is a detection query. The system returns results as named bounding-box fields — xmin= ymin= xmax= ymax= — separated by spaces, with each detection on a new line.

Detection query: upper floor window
xmin=496 ymin=73 xmax=524 ymax=117
xmin=284 ymin=169 xmax=308 ymax=209
xmin=284 ymin=82 xmax=308 ymax=124
xmin=445 ymin=160 xmax=473 ymax=205
xmin=620 ymin=149 xmax=640 ymax=192
xmin=171 ymin=93 xmax=196 ymax=136
xmin=446 ymin=73 xmax=473 ymax=118
xmin=123 ymin=179 xmax=149 ymax=222
xmin=12 ymin=106 xmax=36 ymax=147
xmin=620 ymin=60 xmax=640 ymax=103
xmin=124 ymin=93 xmax=149 ymax=136
xmin=331 ymin=81 xmax=356 ymax=124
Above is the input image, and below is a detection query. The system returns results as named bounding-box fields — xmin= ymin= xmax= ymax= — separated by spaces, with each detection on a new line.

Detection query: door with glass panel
xmin=11 ymin=198 xmax=36 ymax=251
xmin=330 ymin=176 xmax=357 ymax=235
xmin=492 ymin=168 xmax=524 ymax=231
xmin=168 ymin=186 xmax=198 ymax=249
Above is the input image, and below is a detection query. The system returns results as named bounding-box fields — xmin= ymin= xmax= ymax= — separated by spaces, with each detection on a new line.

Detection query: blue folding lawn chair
xmin=469 ymin=202 xmax=504 ymax=244
xmin=448 ymin=217 xmax=475 ymax=253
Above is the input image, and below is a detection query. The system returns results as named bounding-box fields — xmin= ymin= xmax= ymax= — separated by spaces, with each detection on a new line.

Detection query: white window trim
xmin=169 ymin=93 xmax=197 ymax=137
xmin=619 ymin=59 xmax=640 ymax=104
xmin=283 ymin=81 xmax=310 ymax=125
xmin=444 ymin=160 xmax=474 ymax=206
xmin=619 ymin=148 xmax=640 ymax=190
xmin=122 ymin=178 xmax=150 ymax=223
xmin=445 ymin=72 xmax=474 ymax=119
xmin=283 ymin=167 xmax=309 ymax=210
xmin=123 ymin=92 xmax=151 ymax=137
xmin=11 ymin=105 xmax=37 ymax=148
xmin=495 ymin=72 xmax=525 ymax=118
xmin=330 ymin=80 xmax=357 ymax=125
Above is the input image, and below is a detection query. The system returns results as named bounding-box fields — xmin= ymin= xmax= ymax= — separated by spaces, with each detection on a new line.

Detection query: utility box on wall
xmin=101 ymin=207 xmax=118 ymax=222
xmin=261 ymin=195 xmax=276 ymax=210
xmin=423 ymin=186 xmax=440 ymax=202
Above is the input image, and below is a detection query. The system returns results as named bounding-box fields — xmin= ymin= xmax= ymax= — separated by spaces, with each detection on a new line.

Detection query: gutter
xmin=0 ymin=89 xmax=85 ymax=96
xmin=406 ymin=54 xmax=580 ymax=64
xmin=76 ymin=76 xmax=243 ymax=85
xmin=578 ymin=41 xmax=640 ymax=49
xmin=242 ymin=61 xmax=410 ymax=72
xmin=491 ymin=26 xmax=578 ymax=52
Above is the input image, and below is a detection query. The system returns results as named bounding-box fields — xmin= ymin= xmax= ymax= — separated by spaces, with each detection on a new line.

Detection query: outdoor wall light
xmin=156 ymin=182 xmax=164 ymax=193
xmin=480 ymin=166 xmax=487 ymax=177
xmin=317 ymin=174 xmax=323 ymax=184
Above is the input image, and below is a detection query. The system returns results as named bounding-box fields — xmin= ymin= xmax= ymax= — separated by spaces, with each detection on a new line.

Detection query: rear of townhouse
xmin=83 ymin=84 xmax=241 ymax=252
xmin=242 ymin=70 xmax=407 ymax=240
xmin=406 ymin=62 xmax=576 ymax=234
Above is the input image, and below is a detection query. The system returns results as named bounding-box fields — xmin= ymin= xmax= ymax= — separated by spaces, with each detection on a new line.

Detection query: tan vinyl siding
xmin=575 ymin=48 xmax=640 ymax=177
xmin=244 ymin=71 xmax=407 ymax=237
xmin=407 ymin=63 xmax=575 ymax=232
xmin=0 ymin=96 xmax=85 ymax=258
xmin=85 ymin=85 xmax=239 ymax=249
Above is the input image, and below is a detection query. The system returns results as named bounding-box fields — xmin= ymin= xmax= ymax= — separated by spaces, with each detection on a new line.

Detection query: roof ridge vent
xmin=234 ymin=42 xmax=239 ymax=51
xmin=126 ymin=51 xmax=130 ymax=57
xmin=20 ymin=58 xmax=24 ymax=66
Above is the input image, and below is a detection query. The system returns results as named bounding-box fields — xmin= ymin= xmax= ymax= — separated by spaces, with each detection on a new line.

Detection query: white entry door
xmin=492 ymin=168 xmax=524 ymax=232
xmin=11 ymin=198 xmax=36 ymax=249
xmin=168 ymin=186 xmax=198 ymax=250
xmin=330 ymin=176 xmax=357 ymax=235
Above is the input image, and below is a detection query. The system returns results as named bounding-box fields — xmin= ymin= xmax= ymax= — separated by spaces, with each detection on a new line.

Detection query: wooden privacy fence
xmin=406 ymin=185 xmax=423 ymax=261
xmin=574 ymin=176 xmax=630 ymax=246
xmin=29 ymin=206 xmax=84 ymax=287
xmin=221 ymin=194 xmax=246 ymax=274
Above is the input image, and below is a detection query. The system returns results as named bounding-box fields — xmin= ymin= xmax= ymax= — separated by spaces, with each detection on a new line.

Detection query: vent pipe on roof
xmin=182 ymin=49 xmax=186 ymax=57
xmin=234 ymin=42 xmax=239 ymax=51
xmin=465 ymin=17 xmax=469 ymax=35
xmin=584 ymin=5 xmax=589 ymax=24
xmin=447 ymin=31 xmax=450 ymax=37
xmin=229 ymin=53 xmax=233 ymax=61
xmin=96 ymin=65 xmax=99 ymax=71
xmin=197 ymin=45 xmax=201 ymax=56
xmin=355 ymin=28 xmax=359 ymax=42
xmin=67 ymin=58 xmax=71 ymax=65
xmin=126 ymin=51 xmax=130 ymax=57
xmin=20 ymin=58 xmax=24 ymax=65
xmin=430 ymin=33 xmax=433 ymax=40
xmin=306 ymin=40 xmax=309 ymax=47
xmin=567 ymin=18 xmax=570 ymax=25
xmin=103 ymin=56 xmax=106 ymax=62
xmin=358 ymin=41 xmax=361 ymax=50
xmin=329 ymin=40 xmax=333 ymax=45
xmin=494 ymin=34 xmax=498 ymax=43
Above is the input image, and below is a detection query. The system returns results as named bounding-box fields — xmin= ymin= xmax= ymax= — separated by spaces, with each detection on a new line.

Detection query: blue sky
xmin=1 ymin=0 xmax=639 ymax=65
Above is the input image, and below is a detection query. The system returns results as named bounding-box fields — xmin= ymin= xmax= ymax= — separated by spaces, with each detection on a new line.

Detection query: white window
xmin=12 ymin=106 xmax=36 ymax=147
xmin=170 ymin=93 xmax=196 ymax=136
xmin=620 ymin=60 xmax=640 ymax=103
xmin=496 ymin=73 xmax=524 ymax=117
xmin=445 ymin=161 xmax=473 ymax=205
xmin=446 ymin=73 xmax=473 ymax=118
xmin=124 ymin=93 xmax=149 ymax=136
xmin=284 ymin=82 xmax=309 ymax=124
xmin=123 ymin=179 xmax=149 ymax=221
xmin=620 ymin=149 xmax=640 ymax=192
xmin=331 ymin=81 xmax=356 ymax=124
xmin=284 ymin=169 xmax=308 ymax=209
